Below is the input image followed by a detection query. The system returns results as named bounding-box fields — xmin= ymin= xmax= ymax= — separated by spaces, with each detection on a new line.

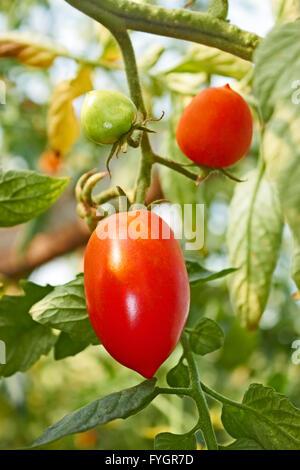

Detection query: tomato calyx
xmin=75 ymin=169 xmax=131 ymax=231
xmin=105 ymin=110 xmax=165 ymax=176
xmin=182 ymin=160 xmax=246 ymax=184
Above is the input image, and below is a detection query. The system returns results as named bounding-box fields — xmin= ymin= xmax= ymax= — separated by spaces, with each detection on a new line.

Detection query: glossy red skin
xmin=84 ymin=210 xmax=190 ymax=378
xmin=176 ymin=84 xmax=253 ymax=167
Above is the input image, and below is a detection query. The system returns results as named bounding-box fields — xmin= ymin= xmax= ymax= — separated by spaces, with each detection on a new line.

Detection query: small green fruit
xmin=81 ymin=90 xmax=137 ymax=145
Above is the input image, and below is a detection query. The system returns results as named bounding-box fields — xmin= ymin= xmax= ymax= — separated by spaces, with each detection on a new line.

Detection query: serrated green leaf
xmin=33 ymin=378 xmax=157 ymax=447
xmin=54 ymin=332 xmax=90 ymax=360
xmin=166 ymin=360 xmax=190 ymax=388
xmin=189 ymin=318 xmax=224 ymax=356
xmin=222 ymin=384 xmax=300 ymax=450
xmin=0 ymin=169 xmax=69 ymax=227
xmin=0 ymin=280 xmax=56 ymax=377
xmin=154 ymin=432 xmax=197 ymax=450
xmin=227 ymin=168 xmax=283 ymax=329
xmin=30 ymin=274 xmax=99 ymax=345
xmin=166 ymin=44 xmax=251 ymax=80
xmin=220 ymin=437 xmax=263 ymax=450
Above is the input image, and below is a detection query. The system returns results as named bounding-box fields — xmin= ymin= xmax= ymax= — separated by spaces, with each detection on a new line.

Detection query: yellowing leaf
xmin=70 ymin=66 xmax=94 ymax=97
xmin=272 ymin=0 xmax=300 ymax=23
xmin=254 ymin=23 xmax=300 ymax=288
xmin=47 ymin=66 xmax=93 ymax=156
xmin=165 ymin=44 xmax=252 ymax=80
xmin=0 ymin=31 xmax=66 ymax=68
xmin=227 ymin=169 xmax=283 ymax=330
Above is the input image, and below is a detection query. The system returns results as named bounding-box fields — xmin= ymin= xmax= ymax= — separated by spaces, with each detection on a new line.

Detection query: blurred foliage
xmin=0 ymin=0 xmax=299 ymax=451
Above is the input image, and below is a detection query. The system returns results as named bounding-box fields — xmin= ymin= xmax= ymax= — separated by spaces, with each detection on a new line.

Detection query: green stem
xmin=200 ymin=383 xmax=244 ymax=408
xmin=208 ymin=0 xmax=228 ymax=20
xmin=93 ymin=186 xmax=130 ymax=205
xmin=112 ymin=29 xmax=146 ymax=114
xmin=153 ymin=154 xmax=210 ymax=183
xmin=111 ymin=29 xmax=153 ymax=204
xmin=61 ymin=52 xmax=122 ymax=70
xmin=156 ymin=387 xmax=192 ymax=396
xmin=134 ymin=135 xmax=154 ymax=204
xmin=64 ymin=0 xmax=260 ymax=61
xmin=181 ymin=332 xmax=218 ymax=450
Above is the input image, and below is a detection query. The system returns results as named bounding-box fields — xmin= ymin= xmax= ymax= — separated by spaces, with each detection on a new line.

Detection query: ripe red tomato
xmin=84 ymin=210 xmax=190 ymax=378
xmin=176 ymin=84 xmax=253 ymax=167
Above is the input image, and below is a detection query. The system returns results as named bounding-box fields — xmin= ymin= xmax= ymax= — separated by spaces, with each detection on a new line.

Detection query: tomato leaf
xmin=165 ymin=44 xmax=251 ymax=80
xmin=32 ymin=378 xmax=157 ymax=447
xmin=0 ymin=31 xmax=67 ymax=68
xmin=166 ymin=360 xmax=190 ymax=388
xmin=54 ymin=332 xmax=90 ymax=360
xmin=185 ymin=256 xmax=237 ymax=286
xmin=30 ymin=274 xmax=99 ymax=345
xmin=254 ymin=23 xmax=300 ymax=289
xmin=0 ymin=280 xmax=56 ymax=377
xmin=154 ymin=432 xmax=197 ymax=450
xmin=227 ymin=168 xmax=283 ymax=329
xmin=222 ymin=384 xmax=300 ymax=450
xmin=0 ymin=169 xmax=69 ymax=227
xmin=254 ymin=22 xmax=300 ymax=122
xmin=189 ymin=317 xmax=224 ymax=356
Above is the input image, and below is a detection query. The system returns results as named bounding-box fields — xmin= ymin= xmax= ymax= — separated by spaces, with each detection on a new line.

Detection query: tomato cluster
xmin=83 ymin=85 xmax=253 ymax=377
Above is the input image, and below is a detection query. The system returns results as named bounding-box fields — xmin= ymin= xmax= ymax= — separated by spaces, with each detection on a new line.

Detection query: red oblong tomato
xmin=84 ymin=210 xmax=190 ymax=378
xmin=176 ymin=84 xmax=253 ymax=168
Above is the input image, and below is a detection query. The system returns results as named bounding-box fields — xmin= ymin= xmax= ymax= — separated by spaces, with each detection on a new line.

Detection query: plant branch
xmin=200 ymin=382 xmax=244 ymax=408
xmin=61 ymin=52 xmax=122 ymax=70
xmin=110 ymin=28 xmax=153 ymax=204
xmin=112 ymin=29 xmax=146 ymax=114
xmin=156 ymin=387 xmax=192 ymax=396
xmin=208 ymin=0 xmax=228 ymax=20
xmin=64 ymin=0 xmax=260 ymax=61
xmin=153 ymin=154 xmax=211 ymax=183
xmin=181 ymin=332 xmax=218 ymax=450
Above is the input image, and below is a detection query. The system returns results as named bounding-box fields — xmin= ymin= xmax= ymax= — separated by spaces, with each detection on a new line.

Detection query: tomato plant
xmin=1 ymin=0 xmax=300 ymax=454
xmin=176 ymin=84 xmax=253 ymax=167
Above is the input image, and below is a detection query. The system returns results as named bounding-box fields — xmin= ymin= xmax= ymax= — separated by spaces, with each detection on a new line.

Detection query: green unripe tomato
xmin=81 ymin=90 xmax=137 ymax=145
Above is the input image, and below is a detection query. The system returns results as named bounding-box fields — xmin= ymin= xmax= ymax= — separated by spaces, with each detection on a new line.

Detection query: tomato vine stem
xmin=111 ymin=28 xmax=154 ymax=204
xmin=64 ymin=0 xmax=260 ymax=61
xmin=153 ymin=154 xmax=211 ymax=183
xmin=181 ymin=332 xmax=218 ymax=450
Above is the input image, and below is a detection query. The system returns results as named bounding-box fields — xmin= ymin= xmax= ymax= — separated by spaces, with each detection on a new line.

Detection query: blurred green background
xmin=0 ymin=0 xmax=299 ymax=450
